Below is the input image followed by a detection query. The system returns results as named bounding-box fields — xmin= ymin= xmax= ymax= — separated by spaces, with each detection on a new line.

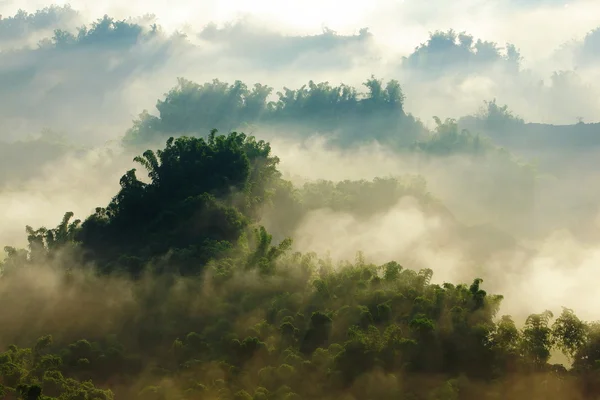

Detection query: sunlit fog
xmin=0 ymin=1 xmax=599 ymax=399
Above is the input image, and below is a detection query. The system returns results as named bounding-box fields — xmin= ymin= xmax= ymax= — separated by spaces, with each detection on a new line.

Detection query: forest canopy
xmin=0 ymin=130 xmax=598 ymax=400
xmin=122 ymin=75 xmax=425 ymax=150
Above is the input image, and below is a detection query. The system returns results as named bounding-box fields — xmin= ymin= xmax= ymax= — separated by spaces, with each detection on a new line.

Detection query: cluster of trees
xmin=0 ymin=127 xmax=530 ymax=274
xmin=3 ymin=131 xmax=281 ymax=276
xmin=0 ymin=132 xmax=599 ymax=399
xmin=4 ymin=7 xmax=596 ymax=80
xmin=0 ymin=72 xmax=538 ymax=238
xmin=0 ymin=5 xmax=79 ymax=44
xmin=120 ymin=73 xmax=538 ymax=235
xmin=43 ymin=14 xmax=165 ymax=50
xmin=402 ymin=29 xmax=523 ymax=76
xmin=459 ymin=98 xmax=600 ymax=155
xmin=2 ymin=131 xmax=443 ymax=277
xmin=2 ymin=260 xmax=600 ymax=400
xmin=120 ymin=75 xmax=536 ymax=163
xmin=458 ymin=99 xmax=525 ymax=135
xmin=123 ymin=76 xmax=426 ymax=150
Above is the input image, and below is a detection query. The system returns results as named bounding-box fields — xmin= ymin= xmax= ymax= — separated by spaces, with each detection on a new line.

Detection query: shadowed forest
xmin=1 ymin=3 xmax=600 ymax=400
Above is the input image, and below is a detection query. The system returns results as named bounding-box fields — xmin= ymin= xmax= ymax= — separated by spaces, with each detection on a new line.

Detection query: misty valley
xmin=1 ymin=3 xmax=600 ymax=400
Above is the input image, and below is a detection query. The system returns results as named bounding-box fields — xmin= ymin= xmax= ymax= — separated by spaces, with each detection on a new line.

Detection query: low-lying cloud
xmin=0 ymin=0 xmax=599 ymax=340
xmin=0 ymin=1 xmax=599 ymax=145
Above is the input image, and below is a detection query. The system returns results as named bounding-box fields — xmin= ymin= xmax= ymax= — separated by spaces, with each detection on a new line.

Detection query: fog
xmin=0 ymin=144 xmax=132 ymax=248
xmin=0 ymin=0 xmax=598 ymax=143
xmin=266 ymin=135 xmax=600 ymax=321
xmin=0 ymin=0 xmax=600 ymax=369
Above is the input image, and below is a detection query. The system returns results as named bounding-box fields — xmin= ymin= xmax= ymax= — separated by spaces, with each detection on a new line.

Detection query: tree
xmin=552 ymin=307 xmax=588 ymax=361
xmin=522 ymin=310 xmax=555 ymax=368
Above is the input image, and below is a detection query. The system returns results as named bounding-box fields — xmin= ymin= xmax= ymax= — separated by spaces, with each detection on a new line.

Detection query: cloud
xmin=0 ymin=4 xmax=81 ymax=49
xmin=196 ymin=21 xmax=376 ymax=71
xmin=0 ymin=0 xmax=598 ymax=143
xmin=494 ymin=229 xmax=600 ymax=322
xmin=261 ymin=132 xmax=600 ymax=323
xmin=0 ymin=144 xmax=133 ymax=248
xmin=291 ymin=197 xmax=466 ymax=282
xmin=0 ymin=12 xmax=385 ymax=143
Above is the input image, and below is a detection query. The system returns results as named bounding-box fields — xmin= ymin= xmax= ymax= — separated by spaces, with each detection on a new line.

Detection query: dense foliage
xmin=3 ymin=131 xmax=280 ymax=276
xmin=402 ymin=29 xmax=522 ymax=76
xmin=44 ymin=14 xmax=163 ymax=49
xmin=0 ymin=5 xmax=79 ymax=44
xmin=0 ymin=131 xmax=599 ymax=400
xmin=119 ymin=75 xmax=541 ymax=235
xmin=0 ymin=10 xmax=598 ymax=399
xmin=122 ymin=76 xmax=426 ymax=150
xmin=459 ymin=99 xmax=600 ymax=156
